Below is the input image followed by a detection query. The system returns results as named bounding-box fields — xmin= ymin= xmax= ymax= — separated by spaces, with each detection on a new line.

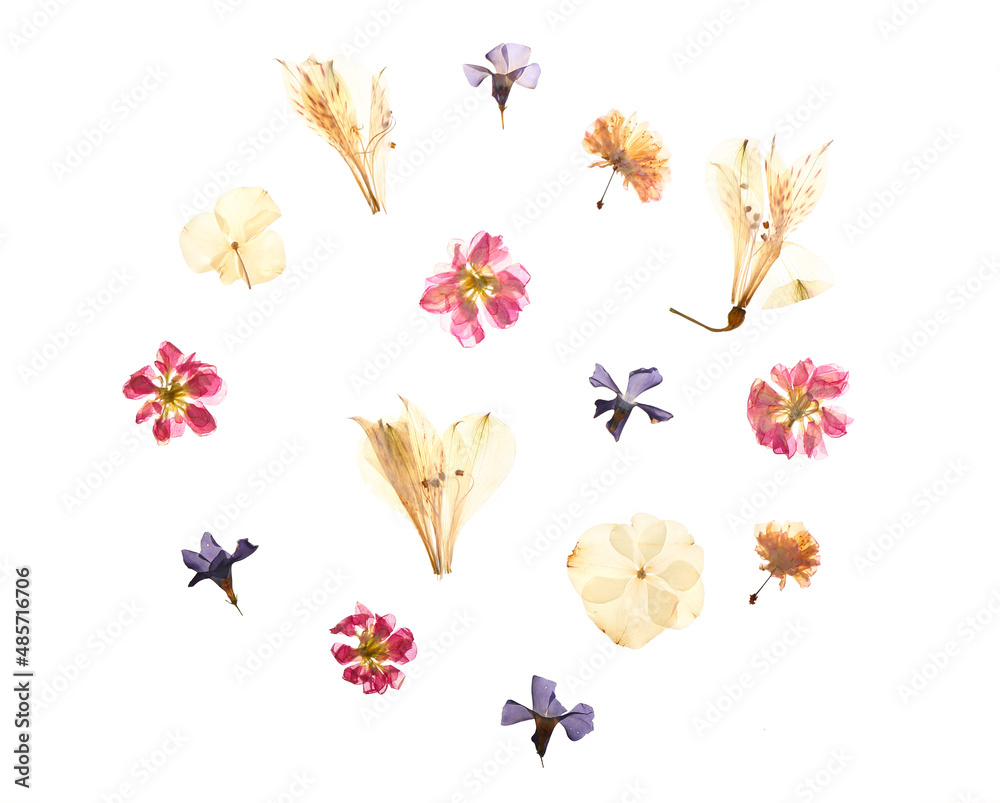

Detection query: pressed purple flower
xmin=181 ymin=533 xmax=258 ymax=615
xmin=501 ymin=675 xmax=594 ymax=766
xmin=590 ymin=364 xmax=673 ymax=441
xmin=463 ymin=43 xmax=540 ymax=129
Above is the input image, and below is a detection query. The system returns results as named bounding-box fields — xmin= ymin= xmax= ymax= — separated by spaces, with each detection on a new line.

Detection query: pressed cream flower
xmin=352 ymin=399 xmax=514 ymax=577
xmin=567 ymin=514 xmax=703 ymax=649
xmin=750 ymin=520 xmax=820 ymax=604
xmin=179 ymin=187 xmax=285 ymax=288
xmin=278 ymin=54 xmax=393 ymax=214
xmin=671 ymin=137 xmax=833 ymax=331
xmin=582 ymin=110 xmax=670 ymax=209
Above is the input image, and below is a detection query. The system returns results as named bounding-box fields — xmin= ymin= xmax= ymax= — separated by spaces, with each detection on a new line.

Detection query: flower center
xmin=458 ymin=265 xmax=499 ymax=304
xmin=781 ymin=387 xmax=820 ymax=425
xmin=158 ymin=375 xmax=189 ymax=413
xmin=356 ymin=631 xmax=388 ymax=665
xmin=231 ymin=242 xmax=239 ymax=250
xmin=636 ymin=567 xmax=647 ymax=580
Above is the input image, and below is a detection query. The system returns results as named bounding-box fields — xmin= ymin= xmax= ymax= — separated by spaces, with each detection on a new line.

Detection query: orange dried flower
xmin=582 ymin=110 xmax=670 ymax=209
xmin=750 ymin=520 xmax=820 ymax=604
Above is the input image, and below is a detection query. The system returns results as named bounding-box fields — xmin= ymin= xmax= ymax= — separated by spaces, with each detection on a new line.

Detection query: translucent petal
xmin=179 ymin=212 xmax=231 ymax=274
xmin=368 ymin=68 xmax=393 ymax=212
xmin=630 ymin=514 xmax=667 ymax=564
xmin=213 ymin=187 xmax=281 ymax=244
xmin=707 ymin=145 xmax=765 ymax=305
xmin=581 ymin=575 xmax=630 ymax=604
xmin=767 ymin=138 xmax=831 ymax=235
xmin=608 ymin=523 xmax=639 ymax=563
xmin=442 ymin=412 xmax=515 ymax=539
xmin=236 ymin=229 xmax=286 ymax=287
xmin=756 ymin=242 xmax=834 ymax=309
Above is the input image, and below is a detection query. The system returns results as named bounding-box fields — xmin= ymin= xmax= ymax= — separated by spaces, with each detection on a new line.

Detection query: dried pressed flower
xmin=179 ymin=187 xmax=286 ymax=289
xmin=181 ymin=533 xmax=258 ymax=614
xmin=331 ymin=603 xmax=416 ymax=694
xmin=749 ymin=521 xmax=820 ymax=604
xmin=582 ymin=110 xmax=670 ymax=209
xmin=278 ymin=55 xmax=393 ymax=214
xmin=501 ymin=676 xmax=594 ymax=766
xmin=122 ymin=341 xmax=226 ymax=444
xmin=463 ymin=43 xmax=540 ymax=129
xmin=352 ymin=399 xmax=515 ymax=576
xmin=590 ymin=364 xmax=673 ymax=441
xmin=748 ymin=358 xmax=851 ymax=459
xmin=567 ymin=514 xmax=703 ymax=649
xmin=419 ymin=231 xmax=530 ymax=347
xmin=671 ymin=137 xmax=833 ymax=331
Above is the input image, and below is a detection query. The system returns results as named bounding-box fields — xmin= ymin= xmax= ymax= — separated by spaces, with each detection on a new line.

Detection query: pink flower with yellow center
xmin=122 ymin=341 xmax=226 ymax=445
xmin=747 ymin=358 xmax=851 ymax=459
xmin=419 ymin=231 xmax=530 ymax=347
xmin=330 ymin=603 xmax=416 ymax=694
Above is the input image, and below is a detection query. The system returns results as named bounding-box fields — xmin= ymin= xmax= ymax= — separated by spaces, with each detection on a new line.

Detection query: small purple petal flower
xmin=500 ymin=675 xmax=594 ymax=766
xmin=590 ymin=364 xmax=674 ymax=441
xmin=181 ymin=532 xmax=258 ymax=615
xmin=463 ymin=43 xmax=540 ymax=129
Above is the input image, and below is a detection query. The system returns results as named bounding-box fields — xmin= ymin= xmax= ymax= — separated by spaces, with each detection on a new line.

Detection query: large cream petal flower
xmin=567 ymin=514 xmax=704 ymax=649
xmin=179 ymin=187 xmax=285 ymax=288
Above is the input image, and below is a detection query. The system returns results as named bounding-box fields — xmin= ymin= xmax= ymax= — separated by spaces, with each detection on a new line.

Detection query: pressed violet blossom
xmin=567 ymin=514 xmax=704 ymax=649
xmin=749 ymin=521 xmax=820 ymax=604
xmin=330 ymin=603 xmax=416 ymax=694
xmin=353 ymin=399 xmax=514 ymax=576
xmin=419 ymin=232 xmax=530 ymax=347
xmin=123 ymin=342 xmax=226 ymax=444
xmin=583 ymin=110 xmax=670 ymax=209
xmin=670 ymin=137 xmax=833 ymax=331
xmin=181 ymin=533 xmax=258 ymax=615
xmin=501 ymin=676 xmax=594 ymax=766
xmin=748 ymin=359 xmax=851 ymax=459
xmin=590 ymin=365 xmax=673 ymax=441
xmin=179 ymin=187 xmax=285 ymax=288
xmin=463 ymin=43 xmax=540 ymax=129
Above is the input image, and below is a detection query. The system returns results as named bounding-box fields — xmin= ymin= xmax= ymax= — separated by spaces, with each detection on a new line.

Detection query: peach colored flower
xmin=750 ymin=521 xmax=820 ymax=604
xmin=582 ymin=110 xmax=670 ymax=209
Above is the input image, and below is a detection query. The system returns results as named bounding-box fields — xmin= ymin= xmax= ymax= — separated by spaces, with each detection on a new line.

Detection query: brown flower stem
xmin=596 ymin=169 xmax=616 ymax=210
xmin=235 ymin=250 xmax=253 ymax=289
xmin=668 ymin=305 xmax=746 ymax=332
xmin=749 ymin=574 xmax=773 ymax=605
xmin=499 ymin=105 xmax=506 ymax=130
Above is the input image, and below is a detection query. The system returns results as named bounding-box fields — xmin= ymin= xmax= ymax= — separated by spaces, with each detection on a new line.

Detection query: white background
xmin=2 ymin=0 xmax=998 ymax=801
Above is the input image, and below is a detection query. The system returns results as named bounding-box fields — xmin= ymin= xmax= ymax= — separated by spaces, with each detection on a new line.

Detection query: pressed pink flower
xmin=330 ymin=603 xmax=417 ymax=694
xmin=747 ymin=359 xmax=851 ymax=459
xmin=122 ymin=341 xmax=226 ymax=445
xmin=419 ymin=231 xmax=530 ymax=347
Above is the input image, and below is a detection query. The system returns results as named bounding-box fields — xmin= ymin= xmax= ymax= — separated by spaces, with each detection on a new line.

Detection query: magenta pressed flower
xmin=747 ymin=359 xmax=851 ymax=459
xmin=330 ymin=603 xmax=417 ymax=694
xmin=501 ymin=676 xmax=594 ymax=766
xmin=122 ymin=341 xmax=226 ymax=445
xmin=419 ymin=231 xmax=530 ymax=347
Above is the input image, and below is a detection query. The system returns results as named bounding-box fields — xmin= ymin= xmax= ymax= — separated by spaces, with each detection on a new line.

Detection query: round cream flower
xmin=567 ymin=514 xmax=703 ymax=649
